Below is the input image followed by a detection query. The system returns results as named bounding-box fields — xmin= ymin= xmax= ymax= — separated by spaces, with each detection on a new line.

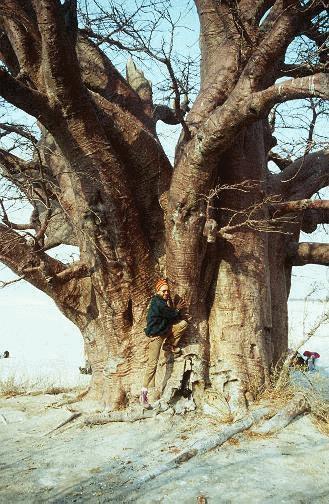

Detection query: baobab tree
xmin=0 ymin=0 xmax=328 ymax=414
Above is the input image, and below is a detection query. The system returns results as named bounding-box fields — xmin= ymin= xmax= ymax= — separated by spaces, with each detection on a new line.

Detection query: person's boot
xmin=139 ymin=387 xmax=152 ymax=409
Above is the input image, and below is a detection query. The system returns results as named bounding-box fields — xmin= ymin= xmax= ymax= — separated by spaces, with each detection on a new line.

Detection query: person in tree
xmin=140 ymin=279 xmax=188 ymax=407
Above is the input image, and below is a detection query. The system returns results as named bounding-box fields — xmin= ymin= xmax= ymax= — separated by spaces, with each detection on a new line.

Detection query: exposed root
xmin=0 ymin=413 xmax=8 ymax=425
xmin=84 ymin=402 xmax=169 ymax=425
xmin=51 ymin=388 xmax=89 ymax=409
xmin=85 ymin=409 xmax=154 ymax=425
xmin=251 ymin=393 xmax=309 ymax=435
xmin=119 ymin=395 xmax=308 ymax=492
xmin=132 ymin=406 xmax=271 ymax=489
xmin=44 ymin=412 xmax=82 ymax=436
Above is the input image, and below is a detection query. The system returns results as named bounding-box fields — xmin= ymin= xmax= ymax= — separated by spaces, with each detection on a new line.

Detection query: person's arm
xmin=157 ymin=299 xmax=180 ymax=321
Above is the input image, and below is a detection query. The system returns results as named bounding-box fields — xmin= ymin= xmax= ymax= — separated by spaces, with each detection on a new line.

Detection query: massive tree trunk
xmin=209 ymin=123 xmax=273 ymax=410
xmin=0 ymin=0 xmax=328 ymax=413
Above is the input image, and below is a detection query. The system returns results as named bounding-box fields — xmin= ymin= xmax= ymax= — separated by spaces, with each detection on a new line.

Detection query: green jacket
xmin=144 ymin=295 xmax=180 ymax=336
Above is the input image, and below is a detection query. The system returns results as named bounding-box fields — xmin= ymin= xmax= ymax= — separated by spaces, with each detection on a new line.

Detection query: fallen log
xmin=251 ymin=393 xmax=309 ymax=435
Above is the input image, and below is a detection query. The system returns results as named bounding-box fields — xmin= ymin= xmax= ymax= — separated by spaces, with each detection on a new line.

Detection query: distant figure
xmin=0 ymin=351 xmax=9 ymax=359
xmin=79 ymin=359 xmax=92 ymax=375
xmin=303 ymin=351 xmax=320 ymax=372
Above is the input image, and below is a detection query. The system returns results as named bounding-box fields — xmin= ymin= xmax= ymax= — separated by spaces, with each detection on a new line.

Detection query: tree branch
xmin=0 ymin=0 xmax=41 ymax=85
xmin=268 ymin=151 xmax=292 ymax=171
xmin=271 ymin=199 xmax=329 ymax=217
xmin=54 ymin=261 xmax=91 ymax=283
xmin=0 ymin=199 xmax=33 ymax=231
xmin=273 ymin=149 xmax=329 ymax=200
xmin=250 ymin=0 xmax=276 ymax=26
xmin=188 ymin=0 xmax=242 ymax=127
xmin=279 ymin=63 xmax=328 ymax=79
xmin=33 ymin=0 xmax=87 ymax=107
xmin=287 ymin=242 xmax=329 ymax=266
xmin=0 ymin=123 xmax=38 ymax=144
xmin=0 ymin=223 xmax=89 ymax=323
xmin=301 ymin=208 xmax=329 ymax=233
xmin=0 ymin=146 xmax=77 ymax=248
xmin=0 ymin=68 xmax=52 ymax=125
xmin=0 ymin=223 xmax=65 ymax=293
xmin=253 ymin=73 xmax=329 ymax=113
xmin=0 ymin=29 xmax=19 ymax=75
xmin=302 ymin=18 xmax=328 ymax=65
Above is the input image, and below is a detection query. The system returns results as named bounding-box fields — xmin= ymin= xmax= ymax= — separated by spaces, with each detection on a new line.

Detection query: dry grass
xmin=0 ymin=375 xmax=37 ymax=398
xmin=249 ymin=356 xmax=329 ymax=436
xmin=0 ymin=373 xmax=84 ymax=398
xmin=311 ymin=402 xmax=329 ymax=436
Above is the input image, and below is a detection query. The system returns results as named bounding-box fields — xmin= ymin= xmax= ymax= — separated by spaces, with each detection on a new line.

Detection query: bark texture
xmin=0 ymin=0 xmax=328 ymax=412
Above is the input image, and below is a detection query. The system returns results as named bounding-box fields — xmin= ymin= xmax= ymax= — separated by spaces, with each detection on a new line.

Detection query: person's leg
xmin=171 ymin=320 xmax=188 ymax=347
xmin=141 ymin=336 xmax=164 ymax=407
xmin=142 ymin=336 xmax=164 ymax=389
xmin=163 ymin=320 xmax=188 ymax=352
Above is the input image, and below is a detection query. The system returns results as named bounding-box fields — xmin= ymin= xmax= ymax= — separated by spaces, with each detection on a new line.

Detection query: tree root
xmin=44 ymin=412 xmax=82 ymax=436
xmin=0 ymin=413 xmax=7 ymax=425
xmin=84 ymin=403 xmax=168 ymax=425
xmin=51 ymin=388 xmax=89 ymax=409
xmin=127 ymin=394 xmax=307 ymax=491
xmin=251 ymin=392 xmax=309 ymax=435
xmin=132 ymin=406 xmax=271 ymax=489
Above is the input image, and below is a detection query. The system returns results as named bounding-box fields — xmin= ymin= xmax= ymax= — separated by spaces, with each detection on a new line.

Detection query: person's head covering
xmin=303 ymin=350 xmax=320 ymax=359
xmin=155 ymin=279 xmax=168 ymax=292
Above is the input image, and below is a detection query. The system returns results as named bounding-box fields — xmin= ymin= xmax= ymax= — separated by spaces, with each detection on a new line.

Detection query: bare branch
xmin=0 ymin=275 xmax=25 ymax=288
xmin=0 ymin=198 xmax=33 ymax=231
xmin=162 ymin=57 xmax=191 ymax=139
xmin=301 ymin=208 xmax=329 ymax=233
xmin=0 ymin=122 xmax=38 ymax=144
xmin=54 ymin=262 xmax=91 ymax=283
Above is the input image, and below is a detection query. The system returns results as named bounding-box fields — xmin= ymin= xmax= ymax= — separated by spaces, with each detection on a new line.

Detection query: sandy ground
xmin=1 ymin=390 xmax=329 ymax=504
